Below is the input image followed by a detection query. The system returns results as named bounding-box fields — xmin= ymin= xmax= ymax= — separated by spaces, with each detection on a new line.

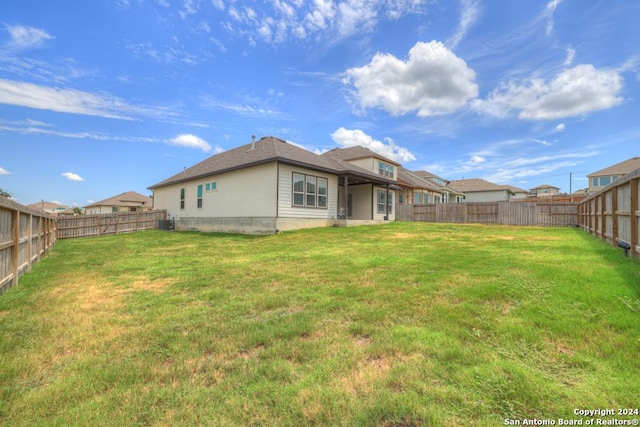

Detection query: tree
xmin=0 ymin=188 xmax=12 ymax=198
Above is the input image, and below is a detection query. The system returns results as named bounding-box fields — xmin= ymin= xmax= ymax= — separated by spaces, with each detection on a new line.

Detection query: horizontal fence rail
xmin=57 ymin=210 xmax=167 ymax=239
xmin=0 ymin=197 xmax=57 ymax=294
xmin=396 ymin=201 xmax=579 ymax=227
xmin=578 ymin=168 xmax=639 ymax=259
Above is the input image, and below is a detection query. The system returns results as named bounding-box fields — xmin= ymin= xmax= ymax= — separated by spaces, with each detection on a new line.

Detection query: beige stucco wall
xmin=152 ymin=162 xmax=278 ymax=219
xmin=462 ymin=191 xmax=511 ymax=203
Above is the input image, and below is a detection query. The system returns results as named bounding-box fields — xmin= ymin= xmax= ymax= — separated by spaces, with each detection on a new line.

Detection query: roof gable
xmin=322 ymin=146 xmax=400 ymax=166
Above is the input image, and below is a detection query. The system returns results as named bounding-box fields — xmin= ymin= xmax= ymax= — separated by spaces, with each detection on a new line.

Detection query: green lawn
xmin=1 ymin=223 xmax=639 ymax=426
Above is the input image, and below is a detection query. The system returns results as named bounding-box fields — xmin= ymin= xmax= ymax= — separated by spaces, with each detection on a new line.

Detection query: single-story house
xmin=448 ymin=178 xmax=515 ymax=202
xmin=530 ymin=184 xmax=560 ymax=197
xmin=412 ymin=171 xmax=465 ymax=203
xmin=503 ymin=185 xmax=530 ymax=199
xmin=149 ymin=136 xmax=400 ymax=234
xmin=587 ymin=156 xmax=640 ymax=194
xmin=85 ymin=191 xmax=153 ymax=215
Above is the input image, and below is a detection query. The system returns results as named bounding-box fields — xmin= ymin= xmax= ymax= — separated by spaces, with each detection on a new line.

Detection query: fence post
xmin=11 ymin=209 xmax=19 ymax=288
xmin=631 ymin=178 xmax=638 ymax=257
xmin=611 ymin=186 xmax=618 ymax=247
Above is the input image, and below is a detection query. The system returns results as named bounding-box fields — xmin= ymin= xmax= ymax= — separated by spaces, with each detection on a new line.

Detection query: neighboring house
xmin=530 ymin=184 xmax=560 ymax=197
xmin=396 ymin=167 xmax=443 ymax=205
xmin=587 ymin=156 xmax=640 ymax=194
xmin=27 ymin=201 xmax=68 ymax=215
xmin=85 ymin=191 xmax=153 ymax=215
xmin=149 ymin=136 xmax=399 ymax=234
xmin=503 ymin=185 xmax=530 ymax=199
xmin=412 ymin=171 xmax=465 ymax=202
xmin=448 ymin=178 xmax=515 ymax=202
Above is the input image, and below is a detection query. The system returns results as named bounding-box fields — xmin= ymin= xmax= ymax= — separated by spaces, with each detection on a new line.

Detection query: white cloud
xmin=544 ymin=0 xmax=561 ymax=36
xmin=344 ymin=41 xmax=478 ymax=117
xmin=62 ymin=172 xmax=84 ymax=182
xmin=168 ymin=134 xmax=212 ymax=152
xmin=4 ymin=24 xmax=53 ymax=50
xmin=563 ymin=45 xmax=575 ymax=66
xmin=217 ymin=1 xmax=428 ymax=46
xmin=447 ymin=0 xmax=480 ymax=49
xmin=330 ymin=127 xmax=416 ymax=163
xmin=554 ymin=123 xmax=565 ymax=132
xmin=0 ymin=78 xmax=176 ymax=120
xmin=211 ymin=0 xmax=225 ymax=10
xmin=475 ymin=64 xmax=623 ymax=120
xmin=0 ymin=167 xmax=10 ymax=175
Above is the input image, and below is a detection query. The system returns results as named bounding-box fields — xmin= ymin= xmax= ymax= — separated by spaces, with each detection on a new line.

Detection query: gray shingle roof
xmin=149 ymin=136 xmax=396 ymax=189
xmin=587 ymin=157 xmax=640 ymax=177
xmin=397 ymin=167 xmax=443 ymax=193
xmin=448 ymin=178 xmax=515 ymax=193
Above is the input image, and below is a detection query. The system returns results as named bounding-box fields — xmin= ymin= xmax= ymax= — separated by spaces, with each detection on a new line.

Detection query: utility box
xmin=158 ymin=219 xmax=175 ymax=231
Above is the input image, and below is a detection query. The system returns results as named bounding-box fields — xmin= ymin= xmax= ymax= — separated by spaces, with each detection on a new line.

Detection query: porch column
xmin=344 ymin=176 xmax=349 ymax=220
xmin=385 ymin=184 xmax=389 ymax=221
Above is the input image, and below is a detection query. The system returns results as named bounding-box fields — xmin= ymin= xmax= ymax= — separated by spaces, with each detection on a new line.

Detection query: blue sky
xmin=1 ymin=0 xmax=639 ymax=206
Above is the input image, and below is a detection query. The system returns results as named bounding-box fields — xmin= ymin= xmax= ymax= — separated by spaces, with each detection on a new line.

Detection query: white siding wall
xmin=153 ymin=162 xmax=278 ymax=219
xmin=277 ymin=163 xmax=339 ymax=219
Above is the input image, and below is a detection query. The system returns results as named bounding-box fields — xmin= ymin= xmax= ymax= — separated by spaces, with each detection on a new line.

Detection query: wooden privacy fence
xmin=396 ymin=201 xmax=578 ymax=227
xmin=57 ymin=210 xmax=167 ymax=239
xmin=578 ymin=168 xmax=639 ymax=259
xmin=0 ymin=197 xmax=57 ymax=294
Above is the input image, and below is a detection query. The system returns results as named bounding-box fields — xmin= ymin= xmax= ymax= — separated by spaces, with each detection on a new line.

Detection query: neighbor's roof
xmin=149 ymin=136 xmax=396 ymax=189
xmin=411 ymin=170 xmax=465 ymax=195
xmin=448 ymin=178 xmax=515 ymax=194
xmin=27 ymin=201 xmax=67 ymax=211
xmin=322 ymin=146 xmax=401 ymax=166
xmin=396 ymin=167 xmax=443 ymax=193
xmin=530 ymin=184 xmax=560 ymax=190
xmin=587 ymin=156 xmax=640 ymax=177
xmin=85 ymin=191 xmax=152 ymax=208
xmin=503 ymin=185 xmax=529 ymax=194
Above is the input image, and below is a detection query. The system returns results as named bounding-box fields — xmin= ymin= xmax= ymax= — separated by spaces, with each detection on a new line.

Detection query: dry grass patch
xmin=334 ymin=355 xmax=393 ymax=398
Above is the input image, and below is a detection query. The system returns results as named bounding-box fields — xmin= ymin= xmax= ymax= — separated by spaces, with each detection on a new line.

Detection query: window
xmin=592 ymin=177 xmax=598 ymax=187
xmin=377 ymin=190 xmax=393 ymax=214
xmin=112 ymin=207 xmax=119 ymax=213
xmin=292 ymin=173 xmax=328 ymax=209
xmin=197 ymin=184 xmax=203 ymax=208
xmin=599 ymin=176 xmax=611 ymax=186
xmin=318 ymin=178 xmax=328 ymax=207
xmin=206 ymin=181 xmax=217 ymax=192
xmin=180 ymin=188 xmax=185 ymax=209
xmin=378 ymin=162 xmax=394 ymax=178
xmin=398 ymin=193 xmax=404 ymax=204
xmin=414 ymin=193 xmax=421 ymax=204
